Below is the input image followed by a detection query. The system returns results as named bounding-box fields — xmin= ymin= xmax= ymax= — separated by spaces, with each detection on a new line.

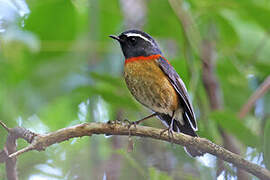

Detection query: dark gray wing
xmin=157 ymin=57 xmax=197 ymax=131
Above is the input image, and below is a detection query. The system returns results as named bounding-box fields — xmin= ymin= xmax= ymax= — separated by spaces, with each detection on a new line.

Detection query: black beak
xmin=109 ymin=35 xmax=122 ymax=42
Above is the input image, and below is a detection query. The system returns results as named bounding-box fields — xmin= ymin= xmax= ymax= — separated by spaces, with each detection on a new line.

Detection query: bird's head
xmin=109 ymin=29 xmax=162 ymax=59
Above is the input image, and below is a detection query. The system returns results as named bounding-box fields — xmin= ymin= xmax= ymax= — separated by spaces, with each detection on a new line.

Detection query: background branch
xmin=0 ymin=121 xmax=270 ymax=180
xmin=201 ymin=39 xmax=250 ymax=180
xmin=168 ymin=0 xmax=250 ymax=178
xmin=0 ymin=122 xmax=36 ymax=180
xmin=238 ymin=75 xmax=270 ymax=119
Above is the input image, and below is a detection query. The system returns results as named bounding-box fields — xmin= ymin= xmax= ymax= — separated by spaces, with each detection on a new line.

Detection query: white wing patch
xmin=125 ymin=33 xmax=154 ymax=45
xmin=184 ymin=112 xmax=198 ymax=131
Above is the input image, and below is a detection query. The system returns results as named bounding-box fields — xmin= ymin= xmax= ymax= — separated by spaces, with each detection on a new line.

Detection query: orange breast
xmin=124 ymin=59 xmax=179 ymax=115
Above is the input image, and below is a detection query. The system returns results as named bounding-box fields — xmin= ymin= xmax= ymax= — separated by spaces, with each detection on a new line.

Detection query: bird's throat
xmin=125 ymin=54 xmax=162 ymax=65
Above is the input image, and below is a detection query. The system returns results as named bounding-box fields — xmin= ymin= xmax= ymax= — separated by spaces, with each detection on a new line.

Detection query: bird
xmin=109 ymin=29 xmax=203 ymax=157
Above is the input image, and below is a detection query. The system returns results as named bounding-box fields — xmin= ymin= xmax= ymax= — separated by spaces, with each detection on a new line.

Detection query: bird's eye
xmin=129 ymin=37 xmax=137 ymax=45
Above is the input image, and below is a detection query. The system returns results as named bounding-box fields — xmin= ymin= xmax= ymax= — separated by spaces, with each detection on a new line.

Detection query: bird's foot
xmin=123 ymin=119 xmax=138 ymax=130
xmin=123 ymin=119 xmax=138 ymax=140
xmin=160 ymin=127 xmax=174 ymax=143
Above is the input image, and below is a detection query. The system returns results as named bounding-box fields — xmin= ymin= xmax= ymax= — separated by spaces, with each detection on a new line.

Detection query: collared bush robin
xmin=110 ymin=30 xmax=203 ymax=157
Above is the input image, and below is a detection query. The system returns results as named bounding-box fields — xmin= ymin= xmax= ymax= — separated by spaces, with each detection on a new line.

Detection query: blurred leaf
xmin=254 ymin=61 xmax=270 ymax=78
xmin=217 ymin=58 xmax=251 ymax=111
xmin=210 ymin=111 xmax=259 ymax=147
xmin=99 ymin=0 xmax=122 ymax=40
xmin=170 ymin=58 xmax=189 ymax=84
xmin=90 ymin=72 xmax=124 ymax=87
xmin=24 ymin=0 xmax=78 ymax=58
xmin=239 ymin=4 xmax=270 ymax=31
xmin=75 ymin=85 xmax=140 ymax=110
xmin=116 ymin=149 xmax=147 ymax=177
xmin=264 ymin=119 xmax=270 ymax=170
xmin=96 ymin=0 xmax=122 ymax=54
xmin=149 ymin=167 xmax=172 ymax=180
xmin=215 ymin=13 xmax=239 ymax=49
xmin=39 ymin=96 xmax=78 ymax=130
xmin=145 ymin=0 xmax=183 ymax=41
xmin=1 ymin=30 xmax=39 ymax=58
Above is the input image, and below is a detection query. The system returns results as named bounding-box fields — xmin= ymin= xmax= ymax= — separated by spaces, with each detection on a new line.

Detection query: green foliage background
xmin=0 ymin=0 xmax=269 ymax=179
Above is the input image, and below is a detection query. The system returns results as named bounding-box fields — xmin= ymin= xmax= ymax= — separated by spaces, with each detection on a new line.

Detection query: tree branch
xmin=0 ymin=121 xmax=270 ymax=180
xmin=201 ymin=39 xmax=250 ymax=180
xmin=0 ymin=121 xmax=36 ymax=180
xmin=238 ymin=75 xmax=270 ymax=119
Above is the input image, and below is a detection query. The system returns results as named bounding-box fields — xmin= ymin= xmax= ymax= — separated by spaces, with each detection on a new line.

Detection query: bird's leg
xmin=160 ymin=112 xmax=175 ymax=143
xmin=160 ymin=118 xmax=175 ymax=142
xmin=124 ymin=112 xmax=158 ymax=129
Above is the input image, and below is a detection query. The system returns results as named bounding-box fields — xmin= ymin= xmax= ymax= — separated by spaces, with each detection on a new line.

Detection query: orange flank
xmin=125 ymin=54 xmax=170 ymax=65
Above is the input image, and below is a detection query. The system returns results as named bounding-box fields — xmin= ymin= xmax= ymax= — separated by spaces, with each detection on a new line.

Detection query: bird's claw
xmin=160 ymin=127 xmax=174 ymax=144
xmin=123 ymin=119 xmax=139 ymax=139
xmin=123 ymin=119 xmax=137 ymax=129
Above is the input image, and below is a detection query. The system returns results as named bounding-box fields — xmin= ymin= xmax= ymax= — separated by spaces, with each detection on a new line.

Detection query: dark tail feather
xmin=157 ymin=113 xmax=197 ymax=136
xmin=157 ymin=113 xmax=203 ymax=157
xmin=174 ymin=119 xmax=197 ymax=137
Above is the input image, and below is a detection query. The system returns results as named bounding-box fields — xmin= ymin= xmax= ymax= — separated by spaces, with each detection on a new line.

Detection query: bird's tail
xmin=157 ymin=113 xmax=203 ymax=157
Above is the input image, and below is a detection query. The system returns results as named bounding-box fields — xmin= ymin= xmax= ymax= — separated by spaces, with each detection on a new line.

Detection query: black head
xmin=109 ymin=29 xmax=162 ymax=59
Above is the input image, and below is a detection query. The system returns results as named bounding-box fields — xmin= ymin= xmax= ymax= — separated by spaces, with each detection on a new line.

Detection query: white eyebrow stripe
xmin=125 ymin=33 xmax=153 ymax=44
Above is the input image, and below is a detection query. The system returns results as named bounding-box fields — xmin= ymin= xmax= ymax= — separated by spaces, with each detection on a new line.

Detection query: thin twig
xmin=0 ymin=120 xmax=10 ymax=132
xmin=0 ymin=121 xmax=37 ymax=180
xmin=8 ymin=145 xmax=35 ymax=159
xmin=238 ymin=75 xmax=270 ymax=119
